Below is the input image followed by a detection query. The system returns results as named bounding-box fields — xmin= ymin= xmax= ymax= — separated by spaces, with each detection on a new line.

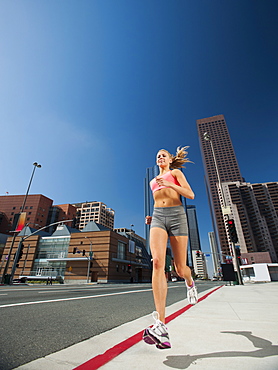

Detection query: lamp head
xmin=203 ymin=132 xmax=211 ymax=141
xmin=33 ymin=162 xmax=42 ymax=168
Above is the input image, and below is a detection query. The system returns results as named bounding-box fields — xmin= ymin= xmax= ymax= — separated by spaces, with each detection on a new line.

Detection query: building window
xmin=117 ymin=241 xmax=126 ymax=260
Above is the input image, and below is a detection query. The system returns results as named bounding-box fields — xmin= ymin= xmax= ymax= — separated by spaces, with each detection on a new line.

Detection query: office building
xmin=208 ymin=231 xmax=221 ymax=277
xmin=144 ymin=165 xmax=160 ymax=252
xmin=0 ymin=194 xmax=53 ymax=232
xmin=186 ymin=205 xmax=202 ymax=268
xmin=196 ymin=114 xmax=243 ymax=257
xmin=0 ymin=212 xmax=9 ymax=234
xmin=222 ymin=181 xmax=278 ymax=262
xmin=192 ymin=251 xmax=208 ymax=279
xmin=46 ymin=204 xmax=77 ymax=233
xmin=73 ymin=201 xmax=115 ymax=230
xmin=197 ymin=114 xmax=278 ymax=264
xmin=187 ymin=205 xmax=201 ymax=251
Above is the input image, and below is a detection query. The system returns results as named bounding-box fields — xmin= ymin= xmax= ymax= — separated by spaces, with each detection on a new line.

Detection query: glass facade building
xmin=32 ymin=236 xmax=70 ymax=277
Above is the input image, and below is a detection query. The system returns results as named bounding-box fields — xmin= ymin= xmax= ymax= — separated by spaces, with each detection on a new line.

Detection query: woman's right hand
xmin=145 ymin=216 xmax=152 ymax=225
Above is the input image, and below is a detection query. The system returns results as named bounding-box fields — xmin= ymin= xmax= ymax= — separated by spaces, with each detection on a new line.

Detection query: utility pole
xmin=203 ymin=132 xmax=243 ymax=285
xmin=85 ymin=236 xmax=94 ymax=283
xmin=1 ymin=162 xmax=41 ymax=284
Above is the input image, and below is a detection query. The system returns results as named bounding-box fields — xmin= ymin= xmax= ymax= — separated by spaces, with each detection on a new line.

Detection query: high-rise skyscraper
xmin=144 ymin=165 xmax=160 ymax=252
xmin=196 ymin=114 xmax=243 ymax=257
xmin=186 ymin=205 xmax=204 ymax=270
xmin=197 ymin=114 xmax=278 ymax=264
xmin=208 ymin=231 xmax=221 ymax=276
xmin=186 ymin=205 xmax=201 ymax=251
xmin=144 ymin=166 xmax=159 ymax=246
xmin=222 ymin=181 xmax=278 ymax=262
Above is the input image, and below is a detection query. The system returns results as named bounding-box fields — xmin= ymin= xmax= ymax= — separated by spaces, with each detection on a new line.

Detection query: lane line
xmin=0 ymin=289 xmax=153 ymax=308
xmin=74 ymin=285 xmax=224 ymax=370
xmin=38 ymin=290 xmax=72 ymax=294
xmin=0 ymin=287 xmax=181 ymax=308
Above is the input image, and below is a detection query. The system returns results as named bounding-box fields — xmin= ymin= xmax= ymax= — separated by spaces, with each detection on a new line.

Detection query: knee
xmin=175 ymin=266 xmax=184 ymax=278
xmin=175 ymin=264 xmax=190 ymax=278
xmin=152 ymin=257 xmax=165 ymax=271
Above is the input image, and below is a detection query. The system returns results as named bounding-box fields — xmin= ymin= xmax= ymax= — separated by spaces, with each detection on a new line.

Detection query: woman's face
xmin=156 ymin=150 xmax=172 ymax=168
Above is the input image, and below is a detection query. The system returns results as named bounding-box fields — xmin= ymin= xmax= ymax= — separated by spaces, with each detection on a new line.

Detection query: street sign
xmin=221 ymin=206 xmax=231 ymax=215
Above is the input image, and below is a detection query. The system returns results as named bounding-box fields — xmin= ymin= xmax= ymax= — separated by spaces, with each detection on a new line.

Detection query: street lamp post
xmin=1 ymin=162 xmax=42 ymax=284
xmin=85 ymin=236 xmax=93 ymax=283
xmin=203 ymin=132 xmax=243 ymax=285
xmin=21 ymin=162 xmax=42 ymax=212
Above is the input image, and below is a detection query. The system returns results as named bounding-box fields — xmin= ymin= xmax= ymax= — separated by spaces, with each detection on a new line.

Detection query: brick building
xmin=0 ymin=223 xmax=151 ymax=284
xmin=0 ymin=195 xmax=77 ymax=235
xmin=0 ymin=194 xmax=53 ymax=233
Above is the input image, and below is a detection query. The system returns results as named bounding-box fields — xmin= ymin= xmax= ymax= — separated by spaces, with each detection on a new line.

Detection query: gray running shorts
xmin=150 ymin=205 xmax=188 ymax=236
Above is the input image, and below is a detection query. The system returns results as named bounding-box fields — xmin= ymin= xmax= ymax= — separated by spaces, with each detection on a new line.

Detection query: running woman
xmin=143 ymin=146 xmax=198 ymax=349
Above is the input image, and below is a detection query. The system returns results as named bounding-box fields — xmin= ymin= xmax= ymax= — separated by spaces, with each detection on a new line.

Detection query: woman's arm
xmin=145 ymin=216 xmax=152 ymax=225
xmin=156 ymin=169 xmax=195 ymax=199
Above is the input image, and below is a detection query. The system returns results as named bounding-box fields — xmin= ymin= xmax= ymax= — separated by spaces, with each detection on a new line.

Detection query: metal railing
xmin=19 ymin=270 xmax=60 ymax=278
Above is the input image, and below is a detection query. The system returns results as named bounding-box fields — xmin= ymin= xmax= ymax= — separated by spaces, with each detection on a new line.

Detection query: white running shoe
xmin=186 ymin=281 xmax=198 ymax=305
xmin=143 ymin=311 xmax=171 ymax=349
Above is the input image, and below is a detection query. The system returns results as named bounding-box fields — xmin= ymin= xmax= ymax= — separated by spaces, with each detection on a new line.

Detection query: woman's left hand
xmin=156 ymin=177 xmax=172 ymax=188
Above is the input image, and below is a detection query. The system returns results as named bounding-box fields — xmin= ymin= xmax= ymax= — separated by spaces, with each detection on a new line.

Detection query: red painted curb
xmin=74 ymin=285 xmax=223 ymax=370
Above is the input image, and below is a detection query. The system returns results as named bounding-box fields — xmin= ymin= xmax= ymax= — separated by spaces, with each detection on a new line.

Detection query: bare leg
xmin=170 ymin=235 xmax=193 ymax=286
xmin=149 ymin=227 xmax=168 ymax=323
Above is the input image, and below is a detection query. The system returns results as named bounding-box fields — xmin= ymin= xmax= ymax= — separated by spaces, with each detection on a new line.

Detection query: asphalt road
xmin=0 ymin=281 xmax=220 ymax=370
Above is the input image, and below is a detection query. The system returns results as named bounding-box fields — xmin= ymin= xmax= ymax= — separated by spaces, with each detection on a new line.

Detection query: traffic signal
xmin=127 ymin=264 xmax=132 ymax=273
xmin=227 ymin=219 xmax=238 ymax=243
xmin=235 ymin=247 xmax=242 ymax=265
xmin=196 ymin=251 xmax=200 ymax=257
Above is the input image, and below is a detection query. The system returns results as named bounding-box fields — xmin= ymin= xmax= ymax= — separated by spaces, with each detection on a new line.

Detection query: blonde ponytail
xmin=159 ymin=146 xmax=192 ymax=169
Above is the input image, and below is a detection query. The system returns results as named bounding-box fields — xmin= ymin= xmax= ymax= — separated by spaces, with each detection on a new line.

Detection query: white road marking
xmin=38 ymin=290 xmax=72 ymax=293
xmin=0 ymin=286 xmax=179 ymax=309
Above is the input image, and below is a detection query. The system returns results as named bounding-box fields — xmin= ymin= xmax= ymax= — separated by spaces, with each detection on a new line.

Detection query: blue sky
xmin=0 ymin=0 xmax=277 ymax=260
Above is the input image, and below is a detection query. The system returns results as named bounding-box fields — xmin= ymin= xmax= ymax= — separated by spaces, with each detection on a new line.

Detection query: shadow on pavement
xmin=163 ymin=331 xmax=278 ymax=369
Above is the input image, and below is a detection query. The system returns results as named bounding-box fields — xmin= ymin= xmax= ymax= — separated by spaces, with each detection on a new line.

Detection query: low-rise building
xmin=0 ymin=222 xmax=151 ymax=284
xmin=240 ymin=263 xmax=278 ymax=282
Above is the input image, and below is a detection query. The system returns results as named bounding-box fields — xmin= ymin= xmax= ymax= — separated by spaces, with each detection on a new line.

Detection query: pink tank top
xmin=150 ymin=171 xmax=180 ymax=193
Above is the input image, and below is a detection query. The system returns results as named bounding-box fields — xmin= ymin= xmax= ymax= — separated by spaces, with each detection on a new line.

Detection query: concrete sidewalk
xmin=15 ymin=282 xmax=278 ymax=370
